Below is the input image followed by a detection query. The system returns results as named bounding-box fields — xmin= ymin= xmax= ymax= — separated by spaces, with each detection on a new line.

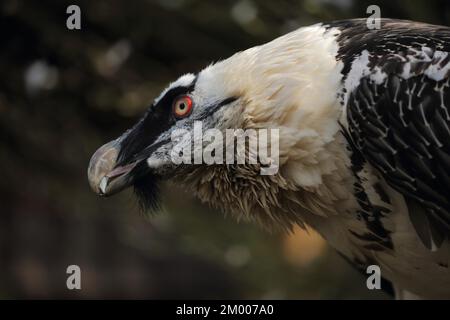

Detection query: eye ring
xmin=172 ymin=95 xmax=193 ymax=119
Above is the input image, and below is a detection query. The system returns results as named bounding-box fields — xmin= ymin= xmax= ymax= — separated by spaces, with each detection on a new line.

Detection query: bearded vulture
xmin=88 ymin=19 xmax=450 ymax=299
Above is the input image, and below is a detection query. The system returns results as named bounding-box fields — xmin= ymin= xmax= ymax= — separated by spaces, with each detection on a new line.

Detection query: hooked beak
xmin=88 ymin=139 xmax=139 ymax=196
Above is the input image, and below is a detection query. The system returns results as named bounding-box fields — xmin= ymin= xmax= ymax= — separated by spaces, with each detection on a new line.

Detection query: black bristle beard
xmin=133 ymin=174 xmax=161 ymax=214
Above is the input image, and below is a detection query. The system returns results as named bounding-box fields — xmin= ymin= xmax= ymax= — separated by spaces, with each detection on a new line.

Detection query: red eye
xmin=173 ymin=95 xmax=193 ymax=119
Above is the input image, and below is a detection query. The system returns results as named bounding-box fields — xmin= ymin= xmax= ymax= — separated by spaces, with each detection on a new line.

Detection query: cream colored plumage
xmin=182 ymin=25 xmax=358 ymax=225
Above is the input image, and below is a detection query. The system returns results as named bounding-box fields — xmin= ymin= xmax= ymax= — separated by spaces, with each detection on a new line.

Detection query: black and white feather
xmin=333 ymin=19 xmax=450 ymax=298
xmin=89 ymin=18 xmax=450 ymax=299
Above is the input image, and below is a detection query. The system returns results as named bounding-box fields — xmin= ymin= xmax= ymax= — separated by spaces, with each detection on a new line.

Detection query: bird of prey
xmin=88 ymin=19 xmax=450 ymax=299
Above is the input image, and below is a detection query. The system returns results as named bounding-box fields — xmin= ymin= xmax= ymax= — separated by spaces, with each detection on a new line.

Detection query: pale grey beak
xmin=87 ymin=139 xmax=137 ymax=196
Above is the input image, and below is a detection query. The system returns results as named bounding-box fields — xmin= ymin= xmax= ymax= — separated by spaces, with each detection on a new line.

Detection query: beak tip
xmin=87 ymin=139 xmax=120 ymax=195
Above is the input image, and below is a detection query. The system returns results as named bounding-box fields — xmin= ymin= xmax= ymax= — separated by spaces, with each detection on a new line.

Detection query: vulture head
xmin=88 ymin=25 xmax=352 ymax=230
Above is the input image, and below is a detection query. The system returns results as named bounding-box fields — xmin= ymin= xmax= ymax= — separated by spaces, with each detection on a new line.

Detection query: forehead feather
xmin=154 ymin=73 xmax=196 ymax=105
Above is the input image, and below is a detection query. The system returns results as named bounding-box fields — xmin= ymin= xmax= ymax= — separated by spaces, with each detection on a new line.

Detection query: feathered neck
xmin=173 ymin=24 xmax=359 ymax=229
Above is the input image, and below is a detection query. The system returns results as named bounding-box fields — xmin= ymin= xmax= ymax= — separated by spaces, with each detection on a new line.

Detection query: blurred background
xmin=0 ymin=0 xmax=449 ymax=299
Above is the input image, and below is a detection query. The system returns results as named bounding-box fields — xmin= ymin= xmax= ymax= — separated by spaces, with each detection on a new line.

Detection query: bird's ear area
xmin=195 ymin=96 xmax=240 ymax=122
